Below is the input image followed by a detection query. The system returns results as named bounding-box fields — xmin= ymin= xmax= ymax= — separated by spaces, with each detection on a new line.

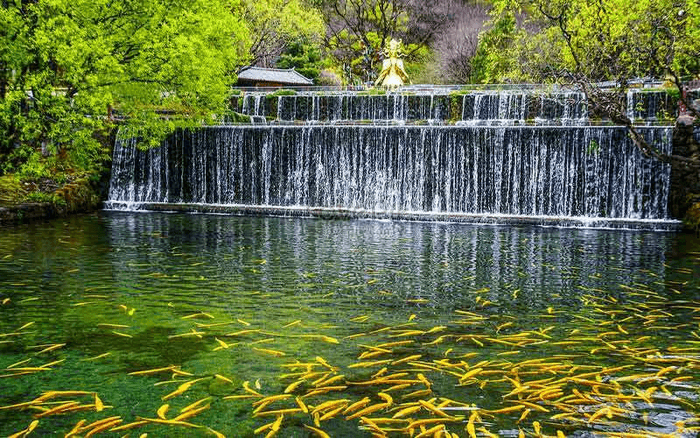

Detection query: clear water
xmin=1 ymin=212 xmax=698 ymax=437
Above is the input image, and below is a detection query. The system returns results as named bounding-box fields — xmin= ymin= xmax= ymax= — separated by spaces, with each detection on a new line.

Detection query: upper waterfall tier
xmin=234 ymin=89 xmax=589 ymax=126
xmin=233 ymin=87 xmax=679 ymax=126
xmin=625 ymin=90 xmax=678 ymax=124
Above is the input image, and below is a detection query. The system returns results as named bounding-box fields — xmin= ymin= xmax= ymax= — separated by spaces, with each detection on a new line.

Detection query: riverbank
xmin=0 ymin=174 xmax=106 ymax=224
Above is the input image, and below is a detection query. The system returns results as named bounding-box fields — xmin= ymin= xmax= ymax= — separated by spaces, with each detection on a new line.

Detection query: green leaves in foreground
xmin=0 ymin=0 xmax=251 ymax=170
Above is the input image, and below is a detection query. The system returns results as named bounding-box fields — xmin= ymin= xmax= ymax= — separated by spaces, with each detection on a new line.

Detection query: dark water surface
xmin=1 ymin=212 xmax=699 ymax=437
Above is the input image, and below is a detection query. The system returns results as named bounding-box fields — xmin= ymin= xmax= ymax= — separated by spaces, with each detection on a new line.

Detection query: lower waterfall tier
xmin=107 ymin=126 xmax=673 ymax=223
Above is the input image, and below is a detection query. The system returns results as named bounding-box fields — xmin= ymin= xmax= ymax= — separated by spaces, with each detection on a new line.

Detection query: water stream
xmin=106 ymin=88 xmax=678 ymax=230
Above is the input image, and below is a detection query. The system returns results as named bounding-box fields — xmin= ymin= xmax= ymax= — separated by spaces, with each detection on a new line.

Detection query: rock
xmin=677 ymin=114 xmax=695 ymax=126
xmin=669 ymin=117 xmax=700 ymax=222
xmin=0 ymin=177 xmax=103 ymax=224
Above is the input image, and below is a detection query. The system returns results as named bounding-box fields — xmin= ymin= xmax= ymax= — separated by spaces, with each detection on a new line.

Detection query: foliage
xmin=224 ymin=111 xmax=253 ymax=124
xmin=476 ymin=0 xmax=700 ymax=166
xmin=665 ymin=86 xmax=681 ymax=100
xmin=0 ymin=0 xmax=251 ymax=180
xmin=481 ymin=0 xmax=700 ymax=87
xmin=23 ymin=191 xmax=63 ymax=205
xmin=684 ymin=196 xmax=700 ymax=232
xmin=16 ymin=150 xmax=50 ymax=180
xmin=470 ymin=12 xmax=523 ymax=83
xmin=316 ymin=69 xmax=343 ymax=86
xmin=0 ymin=174 xmax=25 ymax=205
xmin=243 ymin=0 xmax=325 ymax=67
xmin=267 ymin=89 xmax=298 ymax=98
xmin=313 ymin=0 xmax=454 ymax=84
xmin=357 ymin=88 xmax=386 ymax=95
xmin=275 ymin=38 xmax=325 ymax=81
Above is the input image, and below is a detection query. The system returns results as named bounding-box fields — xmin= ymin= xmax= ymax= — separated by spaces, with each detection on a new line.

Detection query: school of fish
xmin=1 ymin=257 xmax=700 ymax=437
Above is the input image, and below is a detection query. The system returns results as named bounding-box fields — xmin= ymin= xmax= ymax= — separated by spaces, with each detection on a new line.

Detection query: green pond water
xmin=1 ymin=212 xmax=699 ymax=437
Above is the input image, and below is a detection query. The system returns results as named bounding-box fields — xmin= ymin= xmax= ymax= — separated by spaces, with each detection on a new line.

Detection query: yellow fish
xmin=312 ymin=399 xmax=351 ymax=415
xmin=392 ymin=405 xmax=422 ymax=418
xmin=243 ymin=380 xmax=264 ymax=397
xmin=315 ymin=356 xmax=336 ymax=370
xmin=173 ymin=403 xmax=210 ymax=421
xmin=304 ymin=424 xmax=331 ymax=438
xmin=83 ymin=418 xmax=123 ymax=437
xmin=345 ymin=402 xmax=388 ymax=420
xmin=157 ymin=403 xmax=169 ymax=419
xmin=467 ymin=411 xmax=477 ymax=438
xmin=252 ymin=347 xmax=285 ymax=357
xmin=342 ymin=396 xmax=371 ymax=414
xmin=64 ymin=420 xmax=86 ymax=437
xmin=162 ymin=378 xmax=206 ymax=401
xmin=8 ymin=419 xmax=39 ymax=438
xmin=414 ymin=424 xmax=446 ymax=438
xmin=214 ymin=338 xmax=231 ymax=350
xmin=419 ymin=400 xmax=452 ymax=418
xmin=295 ymin=396 xmax=309 ymax=413
xmin=318 ymin=404 xmax=346 ymax=421
xmin=215 ymin=374 xmax=234 ymax=384
xmin=128 ymin=366 xmax=178 ymax=376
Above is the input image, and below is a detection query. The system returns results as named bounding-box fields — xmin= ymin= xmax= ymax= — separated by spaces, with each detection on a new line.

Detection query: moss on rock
xmin=0 ymin=175 xmax=103 ymax=223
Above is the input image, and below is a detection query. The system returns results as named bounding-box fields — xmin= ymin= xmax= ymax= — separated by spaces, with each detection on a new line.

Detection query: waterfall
xmin=236 ymin=89 xmax=589 ymax=126
xmin=107 ymin=88 xmax=678 ymax=229
xmin=626 ymin=89 xmax=677 ymax=125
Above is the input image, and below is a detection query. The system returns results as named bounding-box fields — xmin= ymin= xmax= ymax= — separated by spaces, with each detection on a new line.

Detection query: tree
xmin=242 ymin=0 xmax=325 ymax=68
xmin=469 ymin=10 xmax=521 ymax=83
xmin=431 ymin=2 xmax=490 ymax=84
xmin=482 ymin=0 xmax=700 ymax=165
xmin=0 ymin=0 xmax=250 ymax=176
xmin=275 ymin=38 xmax=325 ymax=82
xmin=313 ymin=0 xmax=454 ymax=83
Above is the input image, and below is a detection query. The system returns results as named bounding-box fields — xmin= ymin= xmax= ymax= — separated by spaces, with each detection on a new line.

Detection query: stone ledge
xmin=0 ymin=203 xmax=59 ymax=223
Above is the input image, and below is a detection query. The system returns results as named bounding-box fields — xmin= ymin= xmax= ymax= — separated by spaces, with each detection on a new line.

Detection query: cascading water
xmin=106 ymin=88 xmax=679 ymax=229
xmin=625 ymin=89 xmax=677 ymax=125
xmin=236 ymin=89 xmax=588 ymax=125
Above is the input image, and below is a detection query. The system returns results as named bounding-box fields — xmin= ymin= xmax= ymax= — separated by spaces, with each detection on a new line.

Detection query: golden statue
xmin=375 ymin=39 xmax=410 ymax=88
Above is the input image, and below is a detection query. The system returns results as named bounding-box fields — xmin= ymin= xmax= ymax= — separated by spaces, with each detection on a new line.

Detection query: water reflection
xmin=105 ymin=212 xmax=672 ymax=312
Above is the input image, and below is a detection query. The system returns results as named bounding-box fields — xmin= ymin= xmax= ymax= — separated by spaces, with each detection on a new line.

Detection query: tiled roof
xmin=237 ymin=67 xmax=313 ymax=85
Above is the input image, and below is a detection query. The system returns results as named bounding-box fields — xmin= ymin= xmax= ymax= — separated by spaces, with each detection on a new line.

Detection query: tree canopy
xmin=474 ymin=0 xmax=700 ymax=92
xmin=313 ymin=0 xmax=455 ymax=83
xmin=466 ymin=0 xmax=700 ymax=164
xmin=243 ymin=0 xmax=325 ymax=68
xmin=1 ymin=0 xmax=249 ymax=176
